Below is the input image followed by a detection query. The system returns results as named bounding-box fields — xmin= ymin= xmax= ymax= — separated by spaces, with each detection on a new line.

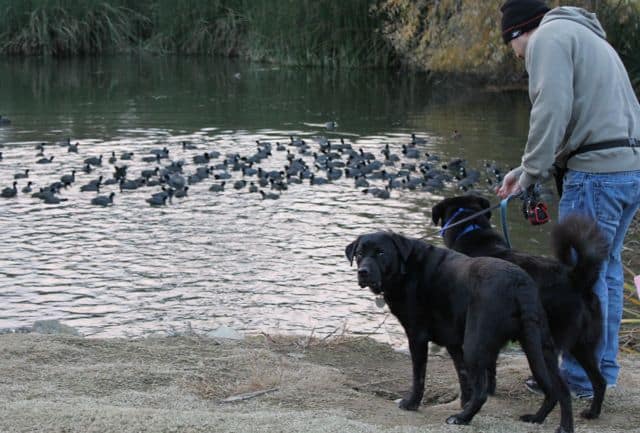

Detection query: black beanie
xmin=500 ymin=0 xmax=551 ymax=44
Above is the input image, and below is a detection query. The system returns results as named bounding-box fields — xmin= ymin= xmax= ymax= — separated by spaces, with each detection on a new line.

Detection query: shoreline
xmin=1 ymin=331 xmax=639 ymax=432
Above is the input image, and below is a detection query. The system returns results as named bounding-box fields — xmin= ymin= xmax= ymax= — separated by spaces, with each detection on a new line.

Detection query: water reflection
xmin=0 ymin=56 xmax=549 ymax=345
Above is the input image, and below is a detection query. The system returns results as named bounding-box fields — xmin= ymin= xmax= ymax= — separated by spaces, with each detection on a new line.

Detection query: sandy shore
xmin=1 ymin=332 xmax=640 ymax=433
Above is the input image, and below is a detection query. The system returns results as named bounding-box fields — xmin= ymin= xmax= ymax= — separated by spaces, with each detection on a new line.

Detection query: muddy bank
xmin=1 ymin=333 xmax=639 ymax=432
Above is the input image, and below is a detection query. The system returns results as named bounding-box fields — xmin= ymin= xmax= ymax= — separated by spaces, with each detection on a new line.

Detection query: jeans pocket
xmin=594 ymin=181 xmax=635 ymax=222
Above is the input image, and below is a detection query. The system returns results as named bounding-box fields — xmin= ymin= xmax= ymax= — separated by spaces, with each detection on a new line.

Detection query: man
xmin=496 ymin=0 xmax=640 ymax=398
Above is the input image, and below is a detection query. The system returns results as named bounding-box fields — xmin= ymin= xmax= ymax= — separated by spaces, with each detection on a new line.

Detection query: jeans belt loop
xmin=630 ymin=137 xmax=638 ymax=147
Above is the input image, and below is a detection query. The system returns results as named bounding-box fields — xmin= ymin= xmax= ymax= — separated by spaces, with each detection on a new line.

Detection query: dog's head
xmin=431 ymin=195 xmax=491 ymax=226
xmin=345 ymin=231 xmax=413 ymax=294
xmin=431 ymin=195 xmax=492 ymax=246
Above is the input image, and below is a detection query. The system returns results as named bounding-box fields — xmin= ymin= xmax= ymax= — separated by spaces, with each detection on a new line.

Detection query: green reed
xmin=0 ymin=0 xmax=395 ymax=67
xmin=238 ymin=0 xmax=394 ymax=67
xmin=145 ymin=0 xmax=396 ymax=67
xmin=145 ymin=0 xmax=244 ymax=55
xmin=0 ymin=0 xmax=149 ymax=55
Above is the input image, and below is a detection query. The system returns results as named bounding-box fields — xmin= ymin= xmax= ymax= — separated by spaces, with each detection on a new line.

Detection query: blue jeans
xmin=558 ymin=169 xmax=640 ymax=392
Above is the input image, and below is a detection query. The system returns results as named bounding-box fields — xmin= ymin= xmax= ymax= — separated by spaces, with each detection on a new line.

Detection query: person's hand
xmin=496 ymin=168 xmax=522 ymax=199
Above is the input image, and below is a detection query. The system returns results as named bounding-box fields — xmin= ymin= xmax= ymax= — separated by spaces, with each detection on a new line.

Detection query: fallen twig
xmin=321 ymin=325 xmax=342 ymax=342
xmin=220 ymin=388 xmax=279 ymax=403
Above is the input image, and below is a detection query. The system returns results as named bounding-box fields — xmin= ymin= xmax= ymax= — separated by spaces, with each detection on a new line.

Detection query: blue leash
xmin=500 ymin=190 xmax=534 ymax=248
xmin=500 ymin=196 xmax=513 ymax=248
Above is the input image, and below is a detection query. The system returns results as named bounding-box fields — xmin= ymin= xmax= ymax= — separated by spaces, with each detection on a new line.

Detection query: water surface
xmin=0 ymin=56 xmax=551 ymax=345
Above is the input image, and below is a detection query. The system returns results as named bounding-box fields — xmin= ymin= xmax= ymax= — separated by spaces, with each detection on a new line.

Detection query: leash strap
xmin=500 ymin=197 xmax=512 ymax=248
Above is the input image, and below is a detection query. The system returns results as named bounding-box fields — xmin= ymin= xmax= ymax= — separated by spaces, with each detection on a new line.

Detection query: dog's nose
xmin=358 ymin=268 xmax=369 ymax=278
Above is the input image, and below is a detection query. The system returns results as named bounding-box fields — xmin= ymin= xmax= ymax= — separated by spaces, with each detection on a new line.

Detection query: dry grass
xmin=1 ymin=332 xmax=640 ymax=433
xmin=186 ymin=355 xmax=283 ymax=399
xmin=622 ymin=212 xmax=640 ymax=352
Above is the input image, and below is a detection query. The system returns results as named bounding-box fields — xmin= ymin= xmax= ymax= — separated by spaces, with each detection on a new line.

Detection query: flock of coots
xmin=1 ymin=132 xmax=508 ymax=207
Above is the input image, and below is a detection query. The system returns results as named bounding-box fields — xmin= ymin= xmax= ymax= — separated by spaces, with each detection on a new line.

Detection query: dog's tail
xmin=551 ymin=213 xmax=608 ymax=297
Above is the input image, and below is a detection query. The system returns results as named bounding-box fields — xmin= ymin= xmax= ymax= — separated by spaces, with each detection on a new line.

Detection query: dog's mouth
xmin=356 ymin=262 xmax=383 ymax=294
xmin=369 ymin=282 xmax=383 ymax=295
xmin=358 ymin=278 xmax=383 ymax=294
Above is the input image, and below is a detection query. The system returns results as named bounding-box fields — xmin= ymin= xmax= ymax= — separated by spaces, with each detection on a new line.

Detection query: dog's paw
xmin=580 ymin=408 xmax=599 ymax=420
xmin=398 ymin=397 xmax=420 ymax=411
xmin=445 ymin=415 xmax=468 ymax=425
xmin=520 ymin=414 xmax=544 ymax=424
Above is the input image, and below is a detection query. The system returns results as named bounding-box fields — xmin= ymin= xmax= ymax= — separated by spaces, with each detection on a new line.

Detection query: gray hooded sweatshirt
xmin=516 ymin=6 xmax=640 ymax=190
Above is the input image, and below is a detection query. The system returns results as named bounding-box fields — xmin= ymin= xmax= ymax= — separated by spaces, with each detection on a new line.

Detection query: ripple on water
xmin=0 ymin=122 xmax=530 ymax=346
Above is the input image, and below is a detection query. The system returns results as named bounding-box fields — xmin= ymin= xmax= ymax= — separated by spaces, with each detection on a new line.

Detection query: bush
xmin=375 ymin=0 xmax=640 ymax=92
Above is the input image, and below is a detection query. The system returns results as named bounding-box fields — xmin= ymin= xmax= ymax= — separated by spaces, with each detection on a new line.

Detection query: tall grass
xmin=239 ymin=0 xmax=394 ymax=67
xmin=0 ymin=0 xmax=149 ymax=55
xmin=0 ymin=0 xmax=395 ymax=67
xmin=146 ymin=0 xmax=245 ymax=56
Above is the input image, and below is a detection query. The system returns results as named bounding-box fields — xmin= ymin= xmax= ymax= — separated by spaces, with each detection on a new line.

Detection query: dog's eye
xmin=377 ymin=251 xmax=385 ymax=257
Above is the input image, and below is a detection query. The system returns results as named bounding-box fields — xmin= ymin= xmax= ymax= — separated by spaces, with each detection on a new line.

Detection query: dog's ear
xmin=389 ymin=232 xmax=413 ymax=265
xmin=431 ymin=201 xmax=447 ymax=226
xmin=471 ymin=195 xmax=492 ymax=220
xmin=345 ymin=237 xmax=360 ymax=266
xmin=476 ymin=195 xmax=491 ymax=210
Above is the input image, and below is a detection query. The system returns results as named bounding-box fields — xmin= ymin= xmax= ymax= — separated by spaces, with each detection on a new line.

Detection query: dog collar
xmin=440 ymin=207 xmax=481 ymax=241
xmin=440 ymin=207 xmax=472 ymax=235
xmin=454 ymin=223 xmax=482 ymax=242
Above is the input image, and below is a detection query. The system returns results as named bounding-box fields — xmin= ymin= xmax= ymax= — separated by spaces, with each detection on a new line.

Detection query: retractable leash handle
xmin=521 ymin=184 xmax=551 ymax=226
xmin=500 ymin=185 xmax=550 ymax=249
xmin=528 ymin=202 xmax=550 ymax=225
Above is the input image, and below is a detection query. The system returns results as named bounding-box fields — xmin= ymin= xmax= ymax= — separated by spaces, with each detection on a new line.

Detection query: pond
xmin=0 ymin=56 xmax=552 ymax=345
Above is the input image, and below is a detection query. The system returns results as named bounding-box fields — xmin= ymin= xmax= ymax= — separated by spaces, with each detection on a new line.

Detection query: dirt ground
xmin=1 ymin=333 xmax=639 ymax=433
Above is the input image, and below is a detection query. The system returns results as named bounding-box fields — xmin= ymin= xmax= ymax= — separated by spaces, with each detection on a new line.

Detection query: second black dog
xmin=432 ymin=194 xmax=608 ymax=419
xmin=346 ymin=232 xmax=573 ymax=433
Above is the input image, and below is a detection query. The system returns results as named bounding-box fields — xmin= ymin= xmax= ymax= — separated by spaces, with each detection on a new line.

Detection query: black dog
xmin=345 ymin=232 xmax=573 ymax=433
xmin=432 ymin=194 xmax=608 ymax=419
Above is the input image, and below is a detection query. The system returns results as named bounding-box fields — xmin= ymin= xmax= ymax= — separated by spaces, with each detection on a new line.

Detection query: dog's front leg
xmin=399 ymin=332 xmax=429 ymax=410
